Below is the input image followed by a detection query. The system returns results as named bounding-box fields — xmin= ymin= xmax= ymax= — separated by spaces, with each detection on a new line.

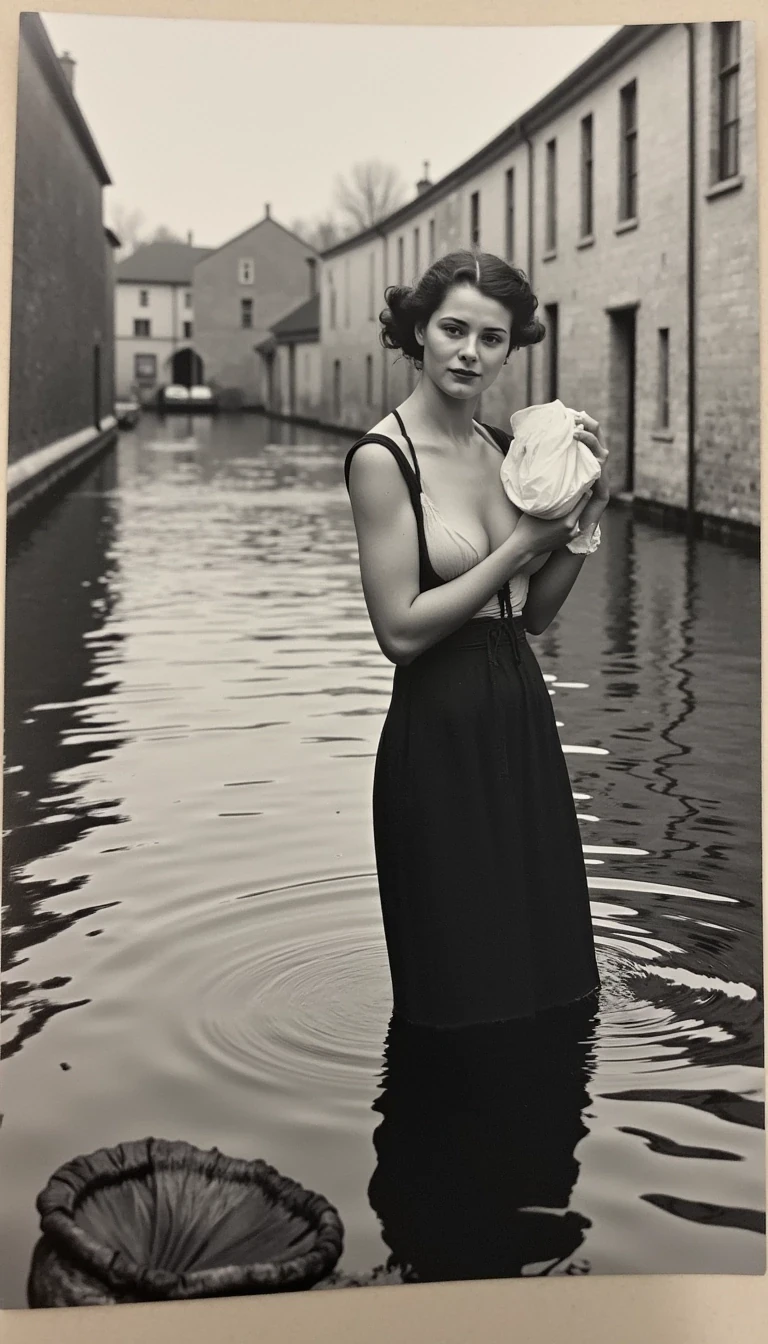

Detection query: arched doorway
xmin=171 ymin=346 xmax=204 ymax=387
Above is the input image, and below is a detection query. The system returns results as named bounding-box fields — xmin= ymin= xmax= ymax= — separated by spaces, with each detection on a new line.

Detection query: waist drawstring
xmin=486 ymin=601 xmax=525 ymax=783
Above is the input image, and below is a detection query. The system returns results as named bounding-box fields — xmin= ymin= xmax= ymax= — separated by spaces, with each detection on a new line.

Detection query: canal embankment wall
xmin=6 ymin=14 xmax=118 ymax=520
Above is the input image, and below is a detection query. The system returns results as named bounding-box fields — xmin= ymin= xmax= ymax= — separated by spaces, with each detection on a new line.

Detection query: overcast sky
xmin=40 ymin=14 xmax=619 ymax=249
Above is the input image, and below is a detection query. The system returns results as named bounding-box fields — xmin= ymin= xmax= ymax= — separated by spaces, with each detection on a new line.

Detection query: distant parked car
xmin=157 ymin=383 xmax=218 ymax=413
xmin=115 ymin=399 xmax=140 ymax=429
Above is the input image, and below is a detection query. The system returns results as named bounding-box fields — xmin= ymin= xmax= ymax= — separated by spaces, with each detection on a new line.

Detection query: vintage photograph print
xmin=0 ymin=10 xmax=763 ymax=1312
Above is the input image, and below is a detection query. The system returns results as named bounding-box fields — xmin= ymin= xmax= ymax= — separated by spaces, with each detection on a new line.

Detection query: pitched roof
xmin=271 ymin=293 xmax=320 ymax=342
xmin=116 ymin=241 xmax=212 ymax=284
xmin=198 ymin=210 xmax=319 ymax=263
xmin=21 ymin=14 xmax=111 ymax=187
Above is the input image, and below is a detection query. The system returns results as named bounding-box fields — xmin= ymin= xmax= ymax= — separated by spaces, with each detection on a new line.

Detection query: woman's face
xmin=415 ymin=283 xmax=512 ymax=399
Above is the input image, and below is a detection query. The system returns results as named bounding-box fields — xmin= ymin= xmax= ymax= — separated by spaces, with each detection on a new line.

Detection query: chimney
xmin=59 ymin=51 xmax=76 ymax=91
xmin=416 ymin=160 xmax=432 ymax=195
xmin=187 ymin=230 xmax=194 ymax=245
xmin=264 ymin=203 xmax=271 ymax=220
xmin=306 ymin=257 xmax=318 ymax=297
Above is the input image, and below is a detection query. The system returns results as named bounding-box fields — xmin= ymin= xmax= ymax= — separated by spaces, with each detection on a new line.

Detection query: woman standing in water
xmin=344 ymin=251 xmax=609 ymax=1029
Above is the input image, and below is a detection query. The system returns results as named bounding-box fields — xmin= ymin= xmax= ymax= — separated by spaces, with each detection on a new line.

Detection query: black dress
xmin=343 ymin=417 xmax=600 ymax=1029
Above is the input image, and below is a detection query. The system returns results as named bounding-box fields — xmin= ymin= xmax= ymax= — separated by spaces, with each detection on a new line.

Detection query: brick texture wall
xmin=8 ymin=32 xmax=112 ymax=464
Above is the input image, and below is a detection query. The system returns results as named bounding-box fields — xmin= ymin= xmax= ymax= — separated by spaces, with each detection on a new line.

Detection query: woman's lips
xmin=449 ymin=369 xmax=480 ymax=380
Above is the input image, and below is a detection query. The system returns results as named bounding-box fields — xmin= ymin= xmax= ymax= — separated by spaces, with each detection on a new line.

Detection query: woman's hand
xmin=573 ymin=412 xmax=610 ymax=525
xmin=511 ymin=500 xmax=588 ymax=560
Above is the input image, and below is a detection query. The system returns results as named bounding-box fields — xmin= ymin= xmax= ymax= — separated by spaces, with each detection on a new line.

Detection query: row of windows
xmin=325 ymin=23 xmax=742 ymax=327
xmin=133 ymin=319 xmax=193 ymax=338
xmin=330 ymin=320 xmax=673 ymax=431
xmin=137 ymin=288 xmax=192 ymax=308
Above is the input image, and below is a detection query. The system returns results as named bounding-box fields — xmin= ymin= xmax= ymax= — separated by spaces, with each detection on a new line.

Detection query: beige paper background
xmin=0 ymin=1 xmax=765 ymax=1339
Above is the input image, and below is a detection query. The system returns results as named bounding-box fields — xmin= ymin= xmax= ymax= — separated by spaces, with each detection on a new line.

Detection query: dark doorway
xmin=93 ymin=343 xmax=102 ymax=430
xmin=171 ymin=347 xmax=204 ymax=387
xmin=607 ymin=306 xmax=637 ymax=493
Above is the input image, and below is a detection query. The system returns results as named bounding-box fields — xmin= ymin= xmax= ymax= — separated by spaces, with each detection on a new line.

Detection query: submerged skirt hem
xmin=391 ymin=981 xmax=601 ymax=1034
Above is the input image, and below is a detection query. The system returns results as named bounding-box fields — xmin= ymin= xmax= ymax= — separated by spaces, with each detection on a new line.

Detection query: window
xmin=397 ymin=236 xmax=404 ymax=286
xmin=238 ymin=257 xmax=254 ymax=285
xmin=580 ymin=115 xmax=594 ymax=237
xmin=333 ymin=359 xmax=342 ymax=420
xmin=545 ymin=140 xmax=557 ymax=252
xmin=544 ymin=304 xmax=559 ymax=399
xmin=428 ymin=218 xmax=435 ymax=262
xmin=139 ymin=288 xmax=149 ymax=307
xmin=365 ymin=353 xmax=374 ymax=405
xmin=133 ymin=318 xmax=151 ymax=336
xmin=657 ymin=328 xmax=670 ymax=428
xmin=470 ymin=191 xmax=480 ymax=248
xmin=505 ymin=169 xmax=515 ymax=261
xmin=184 ymin=291 xmax=191 ymax=308
xmin=240 ymin=297 xmax=253 ymax=329
xmin=368 ymin=253 xmax=375 ymax=320
xmin=619 ymin=80 xmax=638 ymax=220
xmin=714 ymin=22 xmax=740 ymax=180
xmin=413 ymin=227 xmax=420 ymax=278
xmin=134 ymin=352 xmax=157 ymax=382
xmin=329 ymin=271 xmax=337 ymax=330
xmin=344 ymin=258 xmax=351 ymax=327
xmin=183 ymin=320 xmax=193 ymax=338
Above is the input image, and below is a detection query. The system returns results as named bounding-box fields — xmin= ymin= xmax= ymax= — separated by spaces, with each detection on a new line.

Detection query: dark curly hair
xmin=379 ymin=250 xmax=545 ymax=367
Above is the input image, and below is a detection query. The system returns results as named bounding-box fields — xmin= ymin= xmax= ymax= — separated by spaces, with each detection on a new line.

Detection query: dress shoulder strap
xmin=480 ymin=422 xmax=512 ymax=455
xmin=342 ymin=430 xmax=443 ymax=594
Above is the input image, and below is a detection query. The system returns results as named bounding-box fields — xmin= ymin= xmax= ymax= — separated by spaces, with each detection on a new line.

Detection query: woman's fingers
xmin=575 ymin=428 xmax=608 ymax=462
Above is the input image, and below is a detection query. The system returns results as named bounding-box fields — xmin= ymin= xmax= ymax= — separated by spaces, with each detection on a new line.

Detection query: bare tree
xmin=333 ymin=160 xmax=407 ymax=233
xmin=148 ymin=224 xmax=186 ymax=244
xmin=289 ymin=214 xmax=350 ymax=251
xmin=108 ymin=203 xmax=145 ymax=259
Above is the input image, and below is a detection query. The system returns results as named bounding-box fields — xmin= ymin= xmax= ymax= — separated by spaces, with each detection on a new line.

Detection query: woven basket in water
xmin=27 ymin=1137 xmax=344 ymax=1307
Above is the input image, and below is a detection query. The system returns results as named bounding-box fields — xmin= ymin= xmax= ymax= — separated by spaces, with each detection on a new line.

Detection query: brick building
xmin=319 ymin=22 xmax=759 ymax=530
xmin=192 ymin=208 xmax=319 ymax=408
xmin=7 ymin=14 xmax=118 ymax=518
xmin=115 ymin=239 xmax=212 ymax=403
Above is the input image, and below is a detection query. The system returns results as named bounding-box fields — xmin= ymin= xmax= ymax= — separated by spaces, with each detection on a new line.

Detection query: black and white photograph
xmin=0 ymin=10 xmax=763 ymax=1313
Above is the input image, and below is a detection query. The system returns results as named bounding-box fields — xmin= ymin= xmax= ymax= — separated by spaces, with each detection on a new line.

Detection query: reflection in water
xmin=0 ymin=411 xmax=763 ymax=1304
xmin=370 ymin=1001 xmax=598 ymax=1282
xmin=3 ymin=452 xmax=126 ymax=1060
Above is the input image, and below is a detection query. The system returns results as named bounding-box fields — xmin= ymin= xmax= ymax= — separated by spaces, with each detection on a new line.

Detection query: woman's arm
xmin=523 ymin=414 xmax=610 ymax=636
xmin=347 ymin=442 xmax=581 ymax=665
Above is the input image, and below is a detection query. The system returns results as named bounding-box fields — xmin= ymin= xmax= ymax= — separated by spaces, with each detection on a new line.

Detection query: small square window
xmin=134 ymin=352 xmax=157 ymax=382
xmin=133 ymin=318 xmax=151 ymax=337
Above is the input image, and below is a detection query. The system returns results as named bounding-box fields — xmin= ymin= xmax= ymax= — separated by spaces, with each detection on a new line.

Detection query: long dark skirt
xmin=372 ymin=613 xmax=600 ymax=1029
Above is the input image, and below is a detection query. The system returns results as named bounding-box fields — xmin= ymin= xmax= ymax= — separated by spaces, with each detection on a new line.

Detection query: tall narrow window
xmin=184 ymin=291 xmax=191 ymax=309
xmin=368 ymin=253 xmax=375 ymax=320
xmin=545 ymin=140 xmax=557 ymax=253
xmin=397 ymin=236 xmax=404 ymax=286
xmin=657 ymin=328 xmax=670 ymax=429
xmin=365 ymin=353 xmax=374 ymax=405
xmin=344 ymin=258 xmax=350 ymax=327
xmin=240 ymin=298 xmax=253 ymax=329
xmin=139 ymin=288 xmax=149 ymax=308
xmin=238 ymin=258 xmax=254 ymax=285
xmin=544 ymin=303 xmax=559 ymax=399
xmin=580 ymin=114 xmax=594 ymax=237
xmin=505 ymin=169 xmax=515 ymax=261
xmin=329 ymin=271 xmax=336 ymax=330
xmin=470 ymin=191 xmax=480 ymax=248
xmin=428 ymin=218 xmax=435 ymax=262
xmin=619 ymin=80 xmax=638 ymax=221
xmin=715 ymin=22 xmax=740 ymax=180
xmin=183 ymin=320 xmax=193 ymax=339
xmin=413 ymin=227 xmax=420 ymax=278
xmin=333 ymin=359 xmax=342 ymax=420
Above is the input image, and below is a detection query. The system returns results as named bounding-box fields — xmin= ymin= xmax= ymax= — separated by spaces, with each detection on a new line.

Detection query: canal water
xmin=1 ymin=411 xmax=763 ymax=1304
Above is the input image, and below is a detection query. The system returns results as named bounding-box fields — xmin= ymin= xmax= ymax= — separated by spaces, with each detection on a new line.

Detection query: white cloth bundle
xmin=500 ymin=399 xmax=602 ymax=520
